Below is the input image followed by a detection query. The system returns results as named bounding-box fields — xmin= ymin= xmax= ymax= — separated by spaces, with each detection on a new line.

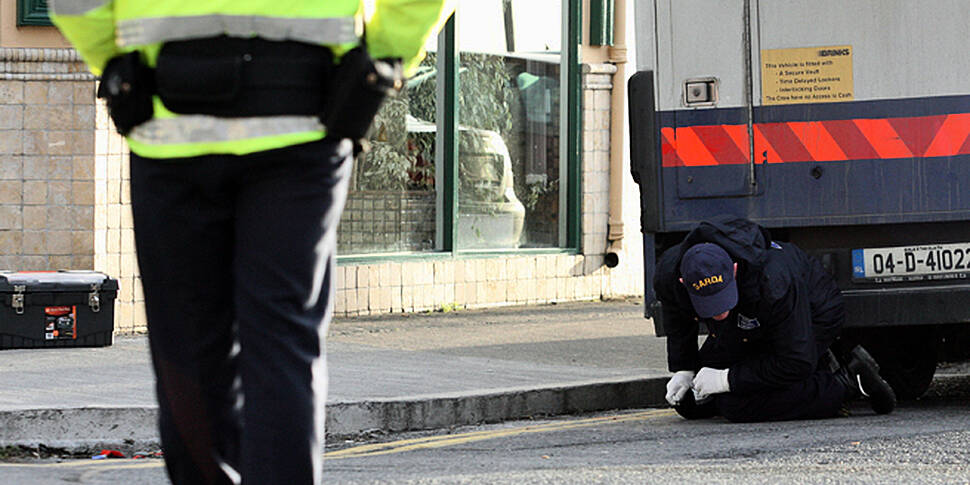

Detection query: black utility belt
xmin=98 ymin=35 xmax=403 ymax=145
xmin=155 ymin=36 xmax=335 ymax=117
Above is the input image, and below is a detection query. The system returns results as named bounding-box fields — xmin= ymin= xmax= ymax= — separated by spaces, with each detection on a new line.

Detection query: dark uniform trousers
xmin=675 ymin=336 xmax=846 ymax=423
xmin=130 ymin=138 xmax=353 ymax=484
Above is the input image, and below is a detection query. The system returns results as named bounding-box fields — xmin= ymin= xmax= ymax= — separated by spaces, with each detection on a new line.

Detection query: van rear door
xmin=656 ymin=0 xmax=762 ymax=204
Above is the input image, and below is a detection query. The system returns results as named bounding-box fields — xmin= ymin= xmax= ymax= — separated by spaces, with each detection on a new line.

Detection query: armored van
xmin=629 ymin=0 xmax=970 ymax=399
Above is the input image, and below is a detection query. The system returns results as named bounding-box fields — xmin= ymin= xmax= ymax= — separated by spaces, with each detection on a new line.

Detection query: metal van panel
xmin=632 ymin=0 xmax=657 ymax=73
xmin=635 ymin=0 xmax=970 ymax=333
xmin=676 ymin=163 xmax=764 ymax=199
xmin=657 ymin=154 xmax=970 ymax=232
xmin=655 ymin=0 xmax=749 ymax=111
xmin=758 ymin=0 xmax=970 ymax=102
xmin=641 ymin=0 xmax=970 ymax=228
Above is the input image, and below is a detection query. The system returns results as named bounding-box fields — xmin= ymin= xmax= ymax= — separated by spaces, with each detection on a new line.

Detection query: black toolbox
xmin=0 ymin=271 xmax=118 ymax=349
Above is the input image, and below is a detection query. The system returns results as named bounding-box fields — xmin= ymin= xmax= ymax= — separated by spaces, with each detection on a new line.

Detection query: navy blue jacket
xmin=654 ymin=218 xmax=844 ymax=394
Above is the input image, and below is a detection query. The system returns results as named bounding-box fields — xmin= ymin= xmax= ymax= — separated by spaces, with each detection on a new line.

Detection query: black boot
xmin=672 ymin=390 xmax=718 ymax=420
xmin=836 ymin=345 xmax=897 ymax=415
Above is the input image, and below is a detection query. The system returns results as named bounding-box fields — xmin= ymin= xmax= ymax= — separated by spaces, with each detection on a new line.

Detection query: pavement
xmin=0 ymin=298 xmax=674 ymax=451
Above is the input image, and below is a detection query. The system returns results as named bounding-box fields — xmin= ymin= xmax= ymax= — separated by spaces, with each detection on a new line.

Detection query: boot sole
xmin=848 ymin=346 xmax=897 ymax=415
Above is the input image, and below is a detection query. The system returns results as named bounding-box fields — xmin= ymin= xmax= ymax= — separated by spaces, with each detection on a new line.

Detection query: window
xmin=457 ymin=0 xmax=562 ymax=250
xmin=338 ymin=36 xmax=441 ymax=254
xmin=18 ymin=0 xmax=54 ymax=26
xmin=336 ymin=1 xmax=580 ymax=257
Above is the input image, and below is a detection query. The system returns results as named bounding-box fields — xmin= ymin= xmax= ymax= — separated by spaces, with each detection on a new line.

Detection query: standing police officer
xmin=50 ymin=2 xmax=454 ymax=484
xmin=655 ymin=217 xmax=897 ymax=422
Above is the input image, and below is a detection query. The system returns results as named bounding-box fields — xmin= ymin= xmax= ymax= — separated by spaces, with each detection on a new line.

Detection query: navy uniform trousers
xmin=675 ymin=336 xmax=847 ymax=423
xmin=130 ymin=138 xmax=353 ymax=485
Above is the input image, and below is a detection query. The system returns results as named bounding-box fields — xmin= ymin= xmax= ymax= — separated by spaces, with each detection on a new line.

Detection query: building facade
xmin=0 ymin=0 xmax=642 ymax=331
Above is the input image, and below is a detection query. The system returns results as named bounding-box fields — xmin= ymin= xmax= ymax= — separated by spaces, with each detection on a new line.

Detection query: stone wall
xmin=0 ymin=49 xmax=144 ymax=333
xmin=0 ymin=49 xmax=94 ymax=271
xmin=93 ymin=86 xmax=142 ymax=333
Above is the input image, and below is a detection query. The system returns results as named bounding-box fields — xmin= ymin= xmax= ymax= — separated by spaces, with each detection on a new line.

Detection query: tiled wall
xmin=0 ymin=49 xmax=145 ymax=333
xmin=334 ymin=253 xmax=628 ymax=315
xmin=93 ymin=90 xmax=143 ymax=333
xmin=0 ymin=49 xmax=95 ymax=271
xmin=581 ymin=63 xmax=616 ymax=259
xmin=338 ymin=190 xmax=436 ymax=254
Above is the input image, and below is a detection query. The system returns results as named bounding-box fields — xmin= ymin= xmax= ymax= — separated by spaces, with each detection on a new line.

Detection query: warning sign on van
xmin=761 ymin=46 xmax=853 ymax=105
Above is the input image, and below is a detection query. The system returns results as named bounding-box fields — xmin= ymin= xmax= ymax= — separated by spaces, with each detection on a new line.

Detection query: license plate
xmin=852 ymin=243 xmax=970 ymax=282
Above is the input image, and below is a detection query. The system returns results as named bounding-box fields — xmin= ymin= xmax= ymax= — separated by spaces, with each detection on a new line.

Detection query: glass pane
xmin=456 ymin=0 xmax=562 ymax=250
xmin=338 ymin=38 xmax=439 ymax=255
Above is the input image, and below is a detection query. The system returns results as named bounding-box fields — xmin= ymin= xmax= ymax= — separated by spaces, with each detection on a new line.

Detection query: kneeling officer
xmin=655 ymin=217 xmax=896 ymax=422
xmin=51 ymin=1 xmax=454 ymax=484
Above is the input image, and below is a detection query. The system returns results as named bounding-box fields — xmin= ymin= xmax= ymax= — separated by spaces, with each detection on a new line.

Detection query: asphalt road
xmin=324 ymin=398 xmax=970 ymax=484
xmin=4 ymin=390 xmax=969 ymax=484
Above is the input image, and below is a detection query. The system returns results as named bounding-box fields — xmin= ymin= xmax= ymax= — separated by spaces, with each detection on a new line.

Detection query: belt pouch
xmin=155 ymin=37 xmax=333 ymax=117
xmin=156 ymin=48 xmax=243 ymax=116
xmin=97 ymin=52 xmax=155 ymax=136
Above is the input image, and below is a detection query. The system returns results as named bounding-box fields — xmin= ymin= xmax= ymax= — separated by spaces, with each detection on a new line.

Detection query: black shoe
xmin=838 ymin=345 xmax=897 ymax=415
xmin=672 ymin=391 xmax=718 ymax=420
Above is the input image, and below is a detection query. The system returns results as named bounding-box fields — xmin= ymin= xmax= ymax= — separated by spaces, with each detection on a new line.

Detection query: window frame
xmin=18 ymin=0 xmax=54 ymax=26
xmin=338 ymin=0 xmax=582 ymax=263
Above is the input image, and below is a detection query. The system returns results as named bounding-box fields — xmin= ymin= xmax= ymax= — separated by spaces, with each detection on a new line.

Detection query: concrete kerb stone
xmin=324 ymin=375 xmax=669 ymax=439
xmin=323 ymin=373 xmax=970 ymax=438
xmin=0 ymin=406 xmax=157 ymax=451
xmin=5 ymin=374 xmax=969 ymax=451
xmin=0 ymin=377 xmax=670 ymax=451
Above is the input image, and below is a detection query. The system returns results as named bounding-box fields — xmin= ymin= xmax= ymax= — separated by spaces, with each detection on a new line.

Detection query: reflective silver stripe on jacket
xmin=129 ymin=115 xmax=325 ymax=145
xmin=49 ymin=0 xmax=111 ymax=15
xmin=117 ymin=15 xmax=358 ymax=47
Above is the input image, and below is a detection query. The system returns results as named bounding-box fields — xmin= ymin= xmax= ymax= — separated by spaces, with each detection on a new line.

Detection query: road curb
xmin=326 ymin=376 xmax=669 ymax=438
xmin=0 ymin=376 xmax=669 ymax=450
xmin=3 ymin=374 xmax=969 ymax=450
xmin=0 ymin=406 xmax=158 ymax=451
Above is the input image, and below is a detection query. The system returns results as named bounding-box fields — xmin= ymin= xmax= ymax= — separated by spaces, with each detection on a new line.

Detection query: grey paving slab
xmin=0 ymin=299 xmax=667 ymax=411
xmin=0 ymin=338 xmax=155 ymax=411
xmin=422 ymin=335 xmax=669 ymax=369
xmin=0 ymin=299 xmax=676 ymax=447
xmin=0 ymin=338 xmax=669 ymax=412
xmin=326 ymin=340 xmax=666 ymax=402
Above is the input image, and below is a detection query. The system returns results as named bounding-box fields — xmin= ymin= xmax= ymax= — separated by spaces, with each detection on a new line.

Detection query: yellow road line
xmin=78 ymin=461 xmax=166 ymax=481
xmin=0 ymin=410 xmax=676 ymax=469
xmin=0 ymin=459 xmax=164 ymax=470
xmin=326 ymin=409 xmax=675 ymax=460
xmin=327 ymin=410 xmax=661 ymax=457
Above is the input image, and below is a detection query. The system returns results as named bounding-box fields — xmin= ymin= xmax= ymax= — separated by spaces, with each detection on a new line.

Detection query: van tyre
xmin=860 ymin=327 xmax=941 ymax=401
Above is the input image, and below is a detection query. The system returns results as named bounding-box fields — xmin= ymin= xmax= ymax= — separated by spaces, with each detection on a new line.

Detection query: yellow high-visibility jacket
xmin=50 ymin=0 xmax=454 ymax=159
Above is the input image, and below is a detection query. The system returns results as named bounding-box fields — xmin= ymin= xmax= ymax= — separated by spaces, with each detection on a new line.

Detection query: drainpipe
xmin=604 ymin=0 xmax=627 ymax=268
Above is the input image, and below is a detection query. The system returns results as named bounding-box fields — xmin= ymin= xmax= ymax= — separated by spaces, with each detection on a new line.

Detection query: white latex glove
xmin=692 ymin=367 xmax=730 ymax=400
xmin=665 ymin=370 xmax=695 ymax=405
xmin=692 ymin=388 xmax=713 ymax=405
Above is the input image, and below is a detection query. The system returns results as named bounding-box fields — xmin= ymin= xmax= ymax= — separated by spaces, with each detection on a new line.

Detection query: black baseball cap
xmin=680 ymin=243 xmax=737 ymax=318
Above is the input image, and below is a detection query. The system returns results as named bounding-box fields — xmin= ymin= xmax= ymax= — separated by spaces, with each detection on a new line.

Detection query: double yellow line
xmin=326 ymin=409 xmax=675 ymax=460
xmin=0 ymin=409 xmax=675 ymax=472
xmin=0 ymin=458 xmax=165 ymax=477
